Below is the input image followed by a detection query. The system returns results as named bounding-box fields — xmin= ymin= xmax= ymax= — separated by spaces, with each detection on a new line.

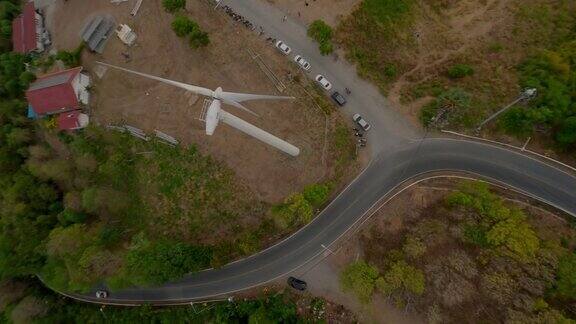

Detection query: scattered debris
xmin=131 ymin=0 xmax=143 ymax=17
xmin=106 ymin=125 xmax=126 ymax=132
xmin=154 ymin=130 xmax=179 ymax=146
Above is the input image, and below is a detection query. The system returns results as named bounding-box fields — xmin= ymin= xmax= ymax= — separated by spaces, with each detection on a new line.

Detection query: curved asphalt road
xmin=56 ymin=0 xmax=576 ymax=304
xmin=66 ymin=138 xmax=576 ymax=305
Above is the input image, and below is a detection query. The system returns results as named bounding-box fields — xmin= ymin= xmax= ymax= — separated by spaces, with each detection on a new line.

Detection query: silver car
xmin=353 ymin=113 xmax=371 ymax=131
xmin=315 ymin=74 xmax=332 ymax=91
xmin=275 ymin=40 xmax=292 ymax=55
xmin=294 ymin=55 xmax=311 ymax=71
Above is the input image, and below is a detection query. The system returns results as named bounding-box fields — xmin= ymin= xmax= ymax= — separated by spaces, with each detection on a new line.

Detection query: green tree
xmin=171 ymin=15 xmax=198 ymax=37
xmin=486 ymin=209 xmax=540 ymax=261
xmin=556 ymin=116 xmax=576 ymax=147
xmin=376 ymin=260 xmax=425 ymax=296
xmin=403 ymin=236 xmax=426 ymax=259
xmin=55 ymin=43 xmax=85 ymax=68
xmin=340 ymin=260 xmax=379 ymax=303
xmin=302 ymin=183 xmax=330 ymax=207
xmin=447 ymin=181 xmax=540 ymax=261
xmin=272 ymin=193 xmax=313 ymax=229
xmin=189 ymin=30 xmax=210 ymax=49
xmin=162 ymin=0 xmax=185 ymax=13
xmin=555 ymin=253 xmax=576 ymax=299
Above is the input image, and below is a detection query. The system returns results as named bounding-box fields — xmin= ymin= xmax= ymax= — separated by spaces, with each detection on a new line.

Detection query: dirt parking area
xmin=46 ymin=0 xmax=357 ymax=203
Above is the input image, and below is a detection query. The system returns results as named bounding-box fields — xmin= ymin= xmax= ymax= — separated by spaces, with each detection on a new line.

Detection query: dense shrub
xmin=447 ymin=64 xmax=474 ymax=79
xmin=446 ymin=182 xmax=540 ymax=261
xmin=55 ymin=43 xmax=85 ymax=68
xmin=500 ymin=42 xmax=576 ymax=148
xmin=419 ymin=87 xmax=471 ymax=127
xmin=162 ymin=0 xmax=185 ymax=13
xmin=170 ymin=15 xmax=210 ymax=48
xmin=555 ymin=253 xmax=576 ymax=299
xmin=376 ymin=260 xmax=425 ymax=296
xmin=340 ymin=260 xmax=379 ymax=303
xmin=171 ymin=15 xmax=198 ymax=37
xmin=118 ymin=239 xmax=212 ymax=286
xmin=308 ymin=20 xmax=334 ymax=55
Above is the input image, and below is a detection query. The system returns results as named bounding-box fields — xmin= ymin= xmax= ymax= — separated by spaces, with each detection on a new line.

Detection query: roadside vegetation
xmin=337 ymin=0 xmax=576 ymax=156
xmin=307 ymin=20 xmax=334 ymax=55
xmin=340 ymin=181 xmax=576 ymax=322
xmin=0 ymin=281 xmax=342 ymax=323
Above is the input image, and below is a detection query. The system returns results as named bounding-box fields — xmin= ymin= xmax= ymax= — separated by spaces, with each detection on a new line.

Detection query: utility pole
xmin=476 ymin=88 xmax=537 ymax=133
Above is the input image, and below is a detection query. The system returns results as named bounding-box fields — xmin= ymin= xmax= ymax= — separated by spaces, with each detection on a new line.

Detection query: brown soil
xmin=46 ymin=0 xmax=359 ymax=204
xmin=265 ymin=0 xmax=361 ymax=26
xmin=387 ymin=0 xmax=516 ymax=104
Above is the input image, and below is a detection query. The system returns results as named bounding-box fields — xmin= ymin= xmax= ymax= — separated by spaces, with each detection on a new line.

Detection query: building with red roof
xmin=25 ymin=67 xmax=91 ymax=131
xmin=12 ymin=2 xmax=50 ymax=54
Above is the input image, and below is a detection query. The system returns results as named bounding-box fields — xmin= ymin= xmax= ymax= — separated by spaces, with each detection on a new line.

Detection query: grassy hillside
xmin=337 ymin=0 xmax=576 ymax=153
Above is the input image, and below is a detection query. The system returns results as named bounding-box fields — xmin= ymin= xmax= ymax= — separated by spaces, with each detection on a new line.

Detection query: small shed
xmin=80 ymin=15 xmax=116 ymax=53
xmin=116 ymin=24 xmax=137 ymax=46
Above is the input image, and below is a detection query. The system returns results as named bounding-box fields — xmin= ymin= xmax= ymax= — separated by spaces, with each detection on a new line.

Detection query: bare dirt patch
xmin=264 ymin=0 xmax=361 ymax=26
xmin=47 ymin=0 xmax=359 ymax=203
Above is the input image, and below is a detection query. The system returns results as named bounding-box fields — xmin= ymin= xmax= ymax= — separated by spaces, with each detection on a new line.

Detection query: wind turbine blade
xmin=222 ymin=99 xmax=260 ymax=117
xmin=220 ymin=92 xmax=295 ymax=103
xmin=95 ymin=61 xmax=213 ymax=97
xmin=219 ymin=110 xmax=300 ymax=156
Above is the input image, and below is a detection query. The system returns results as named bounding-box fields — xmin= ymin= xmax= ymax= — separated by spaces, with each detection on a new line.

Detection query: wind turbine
xmin=96 ymin=62 xmax=300 ymax=156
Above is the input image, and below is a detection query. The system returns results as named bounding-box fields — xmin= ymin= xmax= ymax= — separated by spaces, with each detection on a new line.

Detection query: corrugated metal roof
xmin=80 ymin=15 xmax=115 ymax=53
xmin=25 ymin=67 xmax=83 ymax=115
xmin=28 ymin=72 xmax=71 ymax=91
xmin=12 ymin=2 xmax=37 ymax=53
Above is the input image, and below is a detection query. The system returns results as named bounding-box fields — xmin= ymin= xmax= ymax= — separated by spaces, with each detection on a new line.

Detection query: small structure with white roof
xmin=116 ymin=24 xmax=137 ymax=46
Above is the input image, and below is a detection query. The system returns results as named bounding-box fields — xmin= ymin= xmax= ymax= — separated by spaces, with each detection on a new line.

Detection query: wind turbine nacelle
xmin=206 ymin=99 xmax=221 ymax=135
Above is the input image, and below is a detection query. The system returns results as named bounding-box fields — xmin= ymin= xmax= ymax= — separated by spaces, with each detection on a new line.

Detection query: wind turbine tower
xmin=96 ymin=62 xmax=300 ymax=156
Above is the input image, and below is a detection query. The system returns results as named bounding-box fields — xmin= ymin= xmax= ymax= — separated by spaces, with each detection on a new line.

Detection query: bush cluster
xmin=307 ymin=20 xmax=334 ymax=55
xmin=171 ymin=15 xmax=210 ymax=48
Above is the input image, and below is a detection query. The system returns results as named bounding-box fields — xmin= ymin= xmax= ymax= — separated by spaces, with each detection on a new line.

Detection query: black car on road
xmin=331 ymin=91 xmax=347 ymax=106
xmin=287 ymin=277 xmax=307 ymax=291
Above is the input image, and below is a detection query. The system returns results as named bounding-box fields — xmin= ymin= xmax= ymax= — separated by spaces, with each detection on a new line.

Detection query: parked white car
xmin=353 ymin=114 xmax=371 ymax=131
xmin=315 ymin=74 xmax=332 ymax=90
xmin=294 ymin=55 xmax=311 ymax=71
xmin=275 ymin=40 xmax=291 ymax=55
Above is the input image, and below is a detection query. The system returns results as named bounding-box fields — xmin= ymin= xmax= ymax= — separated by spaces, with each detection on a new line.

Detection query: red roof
xmin=57 ymin=110 xmax=82 ymax=131
xmin=26 ymin=67 xmax=82 ymax=115
xmin=12 ymin=2 xmax=37 ymax=54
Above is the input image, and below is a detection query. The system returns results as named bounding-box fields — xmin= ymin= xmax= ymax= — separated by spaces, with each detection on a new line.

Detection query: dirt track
xmin=46 ymin=0 xmax=354 ymax=203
